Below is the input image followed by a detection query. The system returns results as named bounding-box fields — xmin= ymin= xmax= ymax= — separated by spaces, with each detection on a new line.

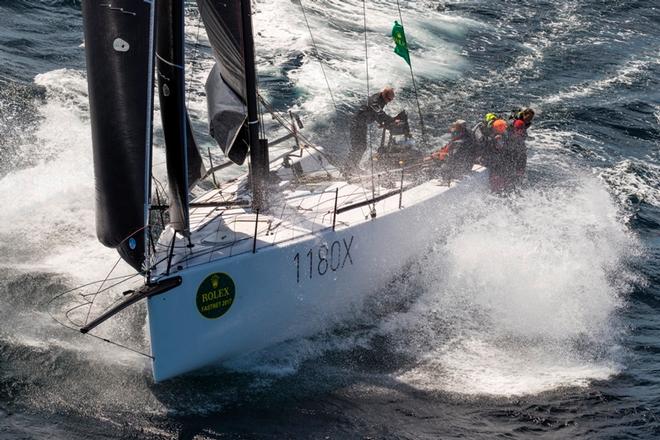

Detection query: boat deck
xmin=150 ymin=147 xmax=485 ymax=277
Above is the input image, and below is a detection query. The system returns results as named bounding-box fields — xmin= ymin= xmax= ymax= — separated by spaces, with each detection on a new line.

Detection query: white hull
xmin=147 ymin=163 xmax=488 ymax=381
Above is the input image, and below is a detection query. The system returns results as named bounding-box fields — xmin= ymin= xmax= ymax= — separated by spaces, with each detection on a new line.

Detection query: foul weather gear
xmin=431 ymin=121 xmax=480 ymax=180
xmin=347 ymin=92 xmax=396 ymax=168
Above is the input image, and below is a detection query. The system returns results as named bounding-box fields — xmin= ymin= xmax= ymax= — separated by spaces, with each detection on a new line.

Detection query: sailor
xmin=472 ymin=112 xmax=499 ymax=154
xmin=483 ymin=118 xmax=520 ymax=192
xmin=429 ymin=119 xmax=479 ymax=179
xmin=346 ymin=87 xmax=399 ymax=172
xmin=510 ymin=118 xmax=528 ymax=178
xmin=511 ymin=107 xmax=535 ymax=131
xmin=507 ymin=107 xmax=534 ymax=179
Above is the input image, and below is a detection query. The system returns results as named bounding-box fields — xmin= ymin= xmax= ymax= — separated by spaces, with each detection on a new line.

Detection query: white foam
xmin=497 ymin=3 xmax=584 ymax=84
xmin=598 ymin=159 xmax=660 ymax=209
xmin=252 ymin=0 xmax=467 ymax=121
xmin=0 ymin=71 xmax=151 ymax=370
xmin=397 ymin=337 xmax=618 ymax=396
xmin=34 ymin=69 xmax=89 ymax=115
xmin=379 ymin=178 xmax=640 ymax=396
xmin=542 ymin=58 xmax=656 ymax=104
xmin=0 ymin=70 xmax=138 ymax=282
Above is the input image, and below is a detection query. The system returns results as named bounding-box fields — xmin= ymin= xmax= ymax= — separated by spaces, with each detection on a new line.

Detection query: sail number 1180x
xmin=293 ymin=236 xmax=354 ymax=283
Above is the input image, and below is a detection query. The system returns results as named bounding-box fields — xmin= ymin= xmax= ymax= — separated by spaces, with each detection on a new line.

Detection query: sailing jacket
xmin=352 ymin=92 xmax=395 ymax=128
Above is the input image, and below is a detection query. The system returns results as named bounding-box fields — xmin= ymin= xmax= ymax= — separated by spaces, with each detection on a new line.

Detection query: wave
xmin=541 ymin=56 xmax=659 ymax=105
xmin=598 ymin=159 xmax=660 ymax=209
xmin=385 ymin=178 xmax=641 ymax=396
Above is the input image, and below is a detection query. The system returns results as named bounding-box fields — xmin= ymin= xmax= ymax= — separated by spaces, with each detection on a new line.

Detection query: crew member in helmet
xmin=345 ymin=86 xmax=399 ymax=172
xmin=484 ymin=118 xmax=519 ymax=192
xmin=473 ymin=112 xmax=498 ymax=146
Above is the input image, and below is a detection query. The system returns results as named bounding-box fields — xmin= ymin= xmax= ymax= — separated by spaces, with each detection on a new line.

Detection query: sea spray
xmin=0 ymin=70 xmax=153 ymax=384
xmin=384 ymin=178 xmax=641 ymax=396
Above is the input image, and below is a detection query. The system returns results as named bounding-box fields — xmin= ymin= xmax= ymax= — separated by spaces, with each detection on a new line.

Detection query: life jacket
xmin=512 ymin=118 xmax=526 ymax=134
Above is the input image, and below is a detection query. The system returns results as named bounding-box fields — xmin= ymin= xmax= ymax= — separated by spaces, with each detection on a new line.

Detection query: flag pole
xmin=407 ymin=59 xmax=427 ymax=147
xmin=392 ymin=19 xmax=427 ymax=148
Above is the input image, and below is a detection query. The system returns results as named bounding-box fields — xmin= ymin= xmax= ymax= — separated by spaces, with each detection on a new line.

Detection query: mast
xmin=240 ymin=0 xmax=269 ymax=209
xmin=157 ymin=0 xmax=191 ymax=236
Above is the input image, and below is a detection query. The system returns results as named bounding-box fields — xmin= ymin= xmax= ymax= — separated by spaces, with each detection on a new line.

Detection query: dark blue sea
xmin=1 ymin=0 xmax=659 ymax=438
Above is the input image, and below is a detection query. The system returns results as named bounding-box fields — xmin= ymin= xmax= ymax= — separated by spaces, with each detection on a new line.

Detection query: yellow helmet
xmin=485 ymin=113 xmax=498 ymax=125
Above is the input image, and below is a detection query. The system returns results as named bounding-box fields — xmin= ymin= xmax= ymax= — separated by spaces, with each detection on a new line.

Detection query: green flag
xmin=392 ymin=21 xmax=410 ymax=66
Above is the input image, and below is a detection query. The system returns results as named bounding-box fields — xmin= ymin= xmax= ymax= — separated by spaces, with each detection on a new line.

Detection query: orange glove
xmin=430 ymin=145 xmax=450 ymax=161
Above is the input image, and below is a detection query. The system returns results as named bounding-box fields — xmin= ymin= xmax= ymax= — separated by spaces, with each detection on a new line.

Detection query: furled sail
xmin=156 ymin=0 xmax=191 ymax=233
xmin=81 ymin=0 xmax=156 ymax=271
xmin=197 ymin=0 xmax=250 ymax=165
xmin=186 ymin=115 xmax=206 ymax=188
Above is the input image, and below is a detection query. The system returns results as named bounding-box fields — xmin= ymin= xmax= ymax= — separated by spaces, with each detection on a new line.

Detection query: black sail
xmin=197 ymin=0 xmax=250 ymax=165
xmin=186 ymin=114 xmax=206 ymax=188
xmin=197 ymin=0 xmax=244 ymax=99
xmin=156 ymin=0 xmax=191 ymax=233
xmin=82 ymin=0 xmax=156 ymax=272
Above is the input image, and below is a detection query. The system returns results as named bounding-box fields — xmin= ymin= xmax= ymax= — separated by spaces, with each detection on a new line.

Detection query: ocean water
xmin=1 ymin=0 xmax=659 ymax=438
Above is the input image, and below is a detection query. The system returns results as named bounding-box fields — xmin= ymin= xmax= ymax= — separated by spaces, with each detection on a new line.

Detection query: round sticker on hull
xmin=196 ymin=273 xmax=235 ymax=319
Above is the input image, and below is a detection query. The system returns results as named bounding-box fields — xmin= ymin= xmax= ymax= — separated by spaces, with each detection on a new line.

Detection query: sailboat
xmin=77 ymin=0 xmax=487 ymax=381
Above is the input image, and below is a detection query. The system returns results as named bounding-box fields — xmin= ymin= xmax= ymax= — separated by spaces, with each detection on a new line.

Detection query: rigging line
xmin=255 ymin=71 xmax=265 ymax=139
xmin=258 ymin=91 xmax=266 ymax=140
xmin=81 ymin=279 xmax=147 ymax=321
xmin=46 ymin=273 xmax=138 ymax=306
xmin=394 ymin=0 xmax=427 ymax=146
xmin=85 ymin=332 xmax=154 ymax=359
xmin=362 ymin=0 xmax=377 ymax=215
xmin=156 ymin=53 xmax=184 ymax=69
xmin=292 ymin=3 xmax=352 ymax=168
xmin=258 ymin=94 xmax=333 ymax=174
xmin=83 ymin=256 xmax=122 ymax=326
xmin=49 ymin=307 xmax=153 ymax=359
xmin=151 ymin=175 xmax=169 ymax=209
xmin=46 ymin=277 xmax=152 ymax=360
xmin=78 ymin=274 xmax=142 ymax=299
xmin=299 ymin=0 xmax=337 ymax=112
